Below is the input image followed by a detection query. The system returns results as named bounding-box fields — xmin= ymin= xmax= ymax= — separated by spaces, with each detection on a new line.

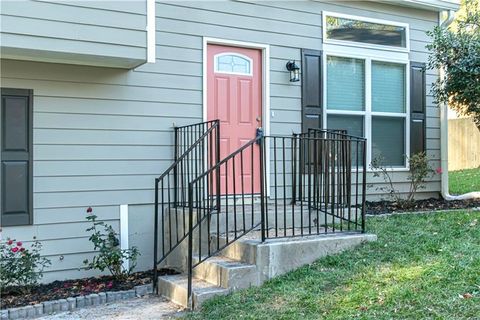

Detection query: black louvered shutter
xmin=410 ymin=62 xmax=426 ymax=156
xmin=301 ymin=49 xmax=323 ymax=132
xmin=1 ymin=88 xmax=33 ymax=226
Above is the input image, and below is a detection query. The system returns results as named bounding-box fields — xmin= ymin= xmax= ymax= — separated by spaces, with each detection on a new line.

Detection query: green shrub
xmin=370 ymin=152 xmax=435 ymax=208
xmin=83 ymin=207 xmax=139 ymax=279
xmin=0 ymin=238 xmax=51 ymax=293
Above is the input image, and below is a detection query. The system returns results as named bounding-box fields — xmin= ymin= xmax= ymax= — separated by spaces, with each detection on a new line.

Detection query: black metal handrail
xmin=173 ymin=120 xmax=221 ymax=207
xmin=185 ymin=132 xmax=367 ymax=308
xmin=293 ymin=128 xmax=366 ymax=207
xmin=153 ymin=120 xmax=220 ymax=291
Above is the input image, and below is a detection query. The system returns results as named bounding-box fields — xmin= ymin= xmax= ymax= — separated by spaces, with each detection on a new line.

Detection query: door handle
xmin=256 ymin=127 xmax=264 ymax=145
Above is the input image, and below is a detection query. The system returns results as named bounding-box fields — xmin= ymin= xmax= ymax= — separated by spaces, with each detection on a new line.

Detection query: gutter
xmin=439 ymin=10 xmax=480 ymax=200
xmin=401 ymin=0 xmax=460 ymax=11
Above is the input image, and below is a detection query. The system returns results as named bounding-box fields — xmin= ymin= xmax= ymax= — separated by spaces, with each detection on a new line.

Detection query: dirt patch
xmin=1 ymin=269 xmax=178 ymax=310
xmin=366 ymin=198 xmax=480 ymax=215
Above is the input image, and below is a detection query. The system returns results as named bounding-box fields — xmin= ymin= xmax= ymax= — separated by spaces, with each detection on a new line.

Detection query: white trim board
xmin=202 ymin=37 xmax=271 ymax=195
xmin=386 ymin=0 xmax=460 ymax=11
xmin=146 ymin=0 xmax=156 ymax=63
xmin=120 ymin=204 xmax=129 ymax=272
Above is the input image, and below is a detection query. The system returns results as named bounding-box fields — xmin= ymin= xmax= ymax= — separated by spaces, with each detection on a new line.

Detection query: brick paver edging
xmin=0 ymin=283 xmax=153 ymax=320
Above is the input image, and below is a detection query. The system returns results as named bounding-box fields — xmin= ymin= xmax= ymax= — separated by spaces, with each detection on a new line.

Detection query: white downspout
xmin=439 ymin=10 xmax=480 ymax=200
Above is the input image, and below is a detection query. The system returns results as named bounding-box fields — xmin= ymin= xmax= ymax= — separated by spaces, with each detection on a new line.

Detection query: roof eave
xmin=379 ymin=0 xmax=460 ymax=12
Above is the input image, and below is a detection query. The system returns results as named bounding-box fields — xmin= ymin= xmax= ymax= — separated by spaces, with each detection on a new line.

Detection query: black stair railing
xmin=293 ymin=129 xmax=367 ymax=232
xmin=185 ymin=132 xmax=367 ymax=308
xmin=153 ymin=120 xmax=220 ymax=292
xmin=186 ymin=135 xmax=261 ymax=309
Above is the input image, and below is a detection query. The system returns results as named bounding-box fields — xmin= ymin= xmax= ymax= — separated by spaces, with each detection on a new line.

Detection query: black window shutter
xmin=409 ymin=62 xmax=426 ymax=156
xmin=1 ymin=88 xmax=33 ymax=226
xmin=301 ymin=49 xmax=323 ymax=133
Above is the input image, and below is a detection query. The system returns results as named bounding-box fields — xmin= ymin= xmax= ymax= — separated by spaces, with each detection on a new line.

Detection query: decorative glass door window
xmin=214 ymin=53 xmax=252 ymax=75
xmin=326 ymin=55 xmax=407 ymax=167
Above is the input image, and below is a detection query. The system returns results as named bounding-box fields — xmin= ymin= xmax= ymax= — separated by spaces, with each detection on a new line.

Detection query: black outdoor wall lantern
xmin=286 ymin=60 xmax=300 ymax=82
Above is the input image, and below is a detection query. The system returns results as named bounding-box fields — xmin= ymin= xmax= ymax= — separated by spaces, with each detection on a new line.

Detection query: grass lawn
xmin=187 ymin=211 xmax=480 ymax=320
xmin=449 ymin=168 xmax=480 ymax=195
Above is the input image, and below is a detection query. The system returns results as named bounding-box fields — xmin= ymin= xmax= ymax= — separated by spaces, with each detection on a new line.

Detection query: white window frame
xmin=214 ymin=52 xmax=253 ymax=76
xmin=322 ymin=47 xmax=410 ymax=171
xmin=322 ymin=11 xmax=410 ymax=53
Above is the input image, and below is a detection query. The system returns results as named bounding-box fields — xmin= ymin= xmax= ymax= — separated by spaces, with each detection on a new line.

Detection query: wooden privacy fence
xmin=448 ymin=118 xmax=480 ymax=171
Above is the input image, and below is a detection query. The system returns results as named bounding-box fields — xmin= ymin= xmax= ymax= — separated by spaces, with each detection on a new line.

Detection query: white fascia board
xmin=379 ymin=0 xmax=460 ymax=11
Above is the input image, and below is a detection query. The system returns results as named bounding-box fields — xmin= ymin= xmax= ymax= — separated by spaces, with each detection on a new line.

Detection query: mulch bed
xmin=0 ymin=268 xmax=178 ymax=310
xmin=366 ymin=198 xmax=480 ymax=215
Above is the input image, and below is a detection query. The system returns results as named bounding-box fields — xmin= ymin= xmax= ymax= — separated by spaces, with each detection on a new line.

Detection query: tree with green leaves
xmin=427 ymin=0 xmax=480 ymax=130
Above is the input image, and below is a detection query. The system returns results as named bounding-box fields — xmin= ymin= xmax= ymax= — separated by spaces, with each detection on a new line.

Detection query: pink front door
xmin=207 ymin=44 xmax=262 ymax=194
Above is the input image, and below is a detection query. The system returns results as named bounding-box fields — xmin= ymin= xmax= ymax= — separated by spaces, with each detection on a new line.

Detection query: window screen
xmin=372 ymin=61 xmax=405 ymax=113
xmin=372 ymin=116 xmax=405 ymax=166
xmin=327 ymin=56 xmax=365 ymax=111
xmin=327 ymin=114 xmax=365 ymax=165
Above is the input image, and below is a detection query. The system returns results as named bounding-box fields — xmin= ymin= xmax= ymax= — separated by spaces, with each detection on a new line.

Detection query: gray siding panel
xmin=1 ymin=16 xmax=146 ymax=47
xmin=1 ymin=1 xmax=145 ymax=29
xmin=35 ymin=206 xmax=119 ymax=225
xmin=0 ymin=0 xmax=147 ymax=67
xmin=35 ymin=0 xmax=147 ymax=15
xmin=1 ymin=0 xmax=441 ymax=282
xmin=156 ymin=2 xmax=323 ymax=37
xmin=34 ymin=160 xmax=170 ymax=177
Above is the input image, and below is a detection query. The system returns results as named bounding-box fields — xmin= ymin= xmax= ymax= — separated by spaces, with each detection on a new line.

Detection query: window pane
xmin=372 ymin=117 xmax=405 ymax=166
xmin=327 ymin=114 xmax=364 ymax=166
xmin=327 ymin=114 xmax=364 ymax=137
xmin=326 ymin=16 xmax=407 ymax=48
xmin=372 ymin=62 xmax=406 ymax=113
xmin=327 ymin=56 xmax=365 ymax=111
xmin=215 ymin=54 xmax=251 ymax=74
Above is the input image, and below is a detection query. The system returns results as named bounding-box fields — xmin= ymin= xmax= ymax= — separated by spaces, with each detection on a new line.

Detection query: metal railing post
xmin=361 ymin=140 xmax=367 ymax=233
xmin=187 ymin=184 xmax=194 ymax=309
xmin=153 ymin=178 xmax=159 ymax=294
xmin=259 ymin=137 xmax=266 ymax=242
xmin=173 ymin=127 xmax=179 ymax=208
xmin=215 ymin=123 xmax=221 ymax=211
xmin=291 ymin=133 xmax=297 ymax=205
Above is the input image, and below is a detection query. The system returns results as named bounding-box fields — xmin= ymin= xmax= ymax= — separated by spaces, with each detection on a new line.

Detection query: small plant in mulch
xmin=369 ymin=152 xmax=438 ymax=209
xmin=0 ymin=237 xmax=51 ymax=294
xmin=83 ymin=207 xmax=140 ymax=280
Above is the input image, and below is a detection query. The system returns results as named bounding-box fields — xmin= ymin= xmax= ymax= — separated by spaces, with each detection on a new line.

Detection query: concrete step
xmin=213 ymin=231 xmax=377 ymax=283
xmin=193 ymin=255 xmax=258 ymax=289
xmin=159 ymin=232 xmax=377 ymax=309
xmin=211 ymin=235 xmax=258 ymax=264
xmin=158 ymin=274 xmax=229 ymax=309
